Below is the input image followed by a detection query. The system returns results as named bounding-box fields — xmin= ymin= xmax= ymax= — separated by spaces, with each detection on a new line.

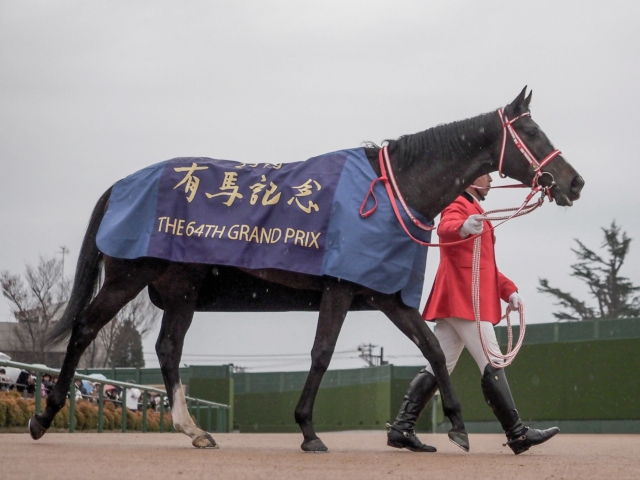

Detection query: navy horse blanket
xmin=96 ymin=148 xmax=432 ymax=309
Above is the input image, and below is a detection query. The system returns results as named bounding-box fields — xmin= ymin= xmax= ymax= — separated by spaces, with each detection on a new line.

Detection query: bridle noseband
xmin=497 ymin=107 xmax=562 ymax=192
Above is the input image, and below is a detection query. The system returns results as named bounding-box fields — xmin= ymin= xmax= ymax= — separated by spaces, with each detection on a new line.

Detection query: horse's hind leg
xmin=367 ymin=293 xmax=469 ymax=452
xmin=295 ymin=279 xmax=355 ymax=452
xmin=153 ymin=264 xmax=216 ymax=449
xmin=31 ymin=258 xmax=166 ymax=437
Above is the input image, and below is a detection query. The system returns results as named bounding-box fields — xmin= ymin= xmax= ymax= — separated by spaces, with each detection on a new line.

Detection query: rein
xmin=359 ymin=107 xmax=563 ymax=368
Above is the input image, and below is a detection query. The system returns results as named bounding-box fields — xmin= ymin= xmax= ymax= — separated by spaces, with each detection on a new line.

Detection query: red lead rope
xmin=359 ymin=146 xmax=435 ymax=232
xmin=359 ymin=146 xmax=548 ymax=248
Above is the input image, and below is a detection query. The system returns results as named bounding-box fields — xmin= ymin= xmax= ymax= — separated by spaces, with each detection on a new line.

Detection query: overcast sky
xmin=1 ymin=1 xmax=639 ymax=372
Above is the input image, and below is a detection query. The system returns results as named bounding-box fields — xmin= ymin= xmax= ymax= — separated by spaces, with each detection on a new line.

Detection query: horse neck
xmin=386 ymin=111 xmax=502 ymax=220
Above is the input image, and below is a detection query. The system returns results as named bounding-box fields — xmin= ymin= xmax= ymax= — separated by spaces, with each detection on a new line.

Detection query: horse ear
xmin=523 ymin=90 xmax=533 ymax=110
xmin=508 ymin=86 xmax=528 ymax=112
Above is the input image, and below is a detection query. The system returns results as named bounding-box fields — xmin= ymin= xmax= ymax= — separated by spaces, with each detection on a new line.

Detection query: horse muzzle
xmin=549 ymin=174 xmax=584 ymax=206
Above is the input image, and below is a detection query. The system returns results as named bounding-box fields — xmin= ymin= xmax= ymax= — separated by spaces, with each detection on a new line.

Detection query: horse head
xmin=497 ymin=87 xmax=584 ymax=206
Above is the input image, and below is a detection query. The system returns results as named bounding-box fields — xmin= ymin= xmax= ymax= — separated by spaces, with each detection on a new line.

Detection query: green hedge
xmin=0 ymin=391 xmax=172 ymax=431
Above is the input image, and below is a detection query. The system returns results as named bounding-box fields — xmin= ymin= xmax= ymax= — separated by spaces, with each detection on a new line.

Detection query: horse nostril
xmin=570 ymin=175 xmax=585 ymax=193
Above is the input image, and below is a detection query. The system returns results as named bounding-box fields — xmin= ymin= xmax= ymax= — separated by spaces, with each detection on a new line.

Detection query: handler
xmin=386 ymin=173 xmax=559 ymax=455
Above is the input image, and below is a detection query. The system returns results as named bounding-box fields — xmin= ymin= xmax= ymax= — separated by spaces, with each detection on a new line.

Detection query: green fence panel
xmin=495 ymin=317 xmax=640 ymax=345
xmin=233 ymin=366 xmax=394 ymax=433
xmin=188 ymin=378 xmax=234 ymax=432
xmin=448 ymin=338 xmax=640 ymax=423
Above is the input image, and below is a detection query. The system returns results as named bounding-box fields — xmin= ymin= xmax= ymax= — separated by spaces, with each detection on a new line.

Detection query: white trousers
xmin=424 ymin=317 xmax=504 ymax=375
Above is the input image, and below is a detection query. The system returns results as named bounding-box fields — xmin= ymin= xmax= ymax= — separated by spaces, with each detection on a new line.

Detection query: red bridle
xmin=497 ymin=107 xmax=562 ymax=190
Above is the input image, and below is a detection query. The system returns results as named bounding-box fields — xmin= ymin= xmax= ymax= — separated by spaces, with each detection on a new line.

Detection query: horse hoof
xmin=301 ymin=438 xmax=329 ymax=453
xmin=29 ymin=416 xmax=47 ymax=440
xmin=192 ymin=433 xmax=219 ymax=449
xmin=448 ymin=430 xmax=470 ymax=452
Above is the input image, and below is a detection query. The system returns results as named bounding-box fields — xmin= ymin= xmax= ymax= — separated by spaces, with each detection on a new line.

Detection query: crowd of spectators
xmin=0 ymin=369 xmax=42 ymax=396
xmin=1 ymin=369 xmax=60 ymax=397
xmin=0 ymin=368 xmax=166 ymax=412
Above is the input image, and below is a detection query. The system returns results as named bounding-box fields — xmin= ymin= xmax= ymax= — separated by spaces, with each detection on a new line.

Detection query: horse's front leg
xmin=368 ymin=293 xmax=469 ymax=452
xmin=295 ymin=279 xmax=355 ymax=452
xmin=153 ymin=264 xmax=217 ymax=449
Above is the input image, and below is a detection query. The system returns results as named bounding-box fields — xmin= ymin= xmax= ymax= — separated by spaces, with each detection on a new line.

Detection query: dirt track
xmin=2 ymin=431 xmax=640 ymax=480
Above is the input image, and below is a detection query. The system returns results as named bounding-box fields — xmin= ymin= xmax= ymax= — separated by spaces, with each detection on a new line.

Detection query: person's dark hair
xmin=0 ymin=368 xmax=5 ymax=374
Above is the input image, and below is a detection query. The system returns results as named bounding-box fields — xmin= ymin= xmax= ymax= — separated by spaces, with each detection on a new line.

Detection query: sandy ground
xmin=2 ymin=431 xmax=639 ymax=480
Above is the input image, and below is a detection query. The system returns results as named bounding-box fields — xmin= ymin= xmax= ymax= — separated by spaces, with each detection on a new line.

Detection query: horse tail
xmin=47 ymin=186 xmax=113 ymax=347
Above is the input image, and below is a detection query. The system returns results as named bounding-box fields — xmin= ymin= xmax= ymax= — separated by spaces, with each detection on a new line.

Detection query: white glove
xmin=459 ymin=214 xmax=484 ymax=238
xmin=509 ymin=292 xmax=523 ymax=311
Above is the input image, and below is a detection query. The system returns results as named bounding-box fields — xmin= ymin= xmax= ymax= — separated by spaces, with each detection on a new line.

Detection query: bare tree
xmin=1 ymin=256 xmax=69 ymax=364
xmin=1 ymin=254 xmax=159 ymax=368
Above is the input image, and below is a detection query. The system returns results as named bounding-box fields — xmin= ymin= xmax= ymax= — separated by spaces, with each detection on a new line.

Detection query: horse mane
xmin=386 ymin=111 xmax=499 ymax=169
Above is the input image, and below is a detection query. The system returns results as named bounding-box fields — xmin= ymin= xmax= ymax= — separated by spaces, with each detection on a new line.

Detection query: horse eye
xmin=525 ymin=129 xmax=537 ymax=137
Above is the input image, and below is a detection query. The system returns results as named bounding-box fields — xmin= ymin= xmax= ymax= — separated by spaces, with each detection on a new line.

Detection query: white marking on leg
xmin=171 ymin=382 xmax=206 ymax=439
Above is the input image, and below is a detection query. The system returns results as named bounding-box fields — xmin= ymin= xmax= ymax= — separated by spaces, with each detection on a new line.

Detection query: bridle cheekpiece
xmin=497 ymin=107 xmax=562 ymax=195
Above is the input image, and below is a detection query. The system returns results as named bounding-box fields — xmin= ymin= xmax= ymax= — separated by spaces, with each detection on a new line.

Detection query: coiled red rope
xmin=472 ymin=207 xmax=534 ymax=368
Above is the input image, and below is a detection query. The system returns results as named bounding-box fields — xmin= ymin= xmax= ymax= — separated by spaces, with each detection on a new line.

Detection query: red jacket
xmin=422 ymin=193 xmax=517 ymax=325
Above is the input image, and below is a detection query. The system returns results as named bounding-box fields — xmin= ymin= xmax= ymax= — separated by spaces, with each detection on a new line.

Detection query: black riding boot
xmin=481 ymin=364 xmax=559 ymax=455
xmin=387 ymin=369 xmax=438 ymax=452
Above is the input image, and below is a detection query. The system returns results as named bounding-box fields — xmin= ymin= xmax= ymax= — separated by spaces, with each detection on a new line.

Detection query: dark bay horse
xmin=31 ymin=87 xmax=583 ymax=452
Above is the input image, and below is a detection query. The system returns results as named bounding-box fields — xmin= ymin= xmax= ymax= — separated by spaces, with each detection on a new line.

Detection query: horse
xmin=30 ymin=87 xmax=583 ymax=452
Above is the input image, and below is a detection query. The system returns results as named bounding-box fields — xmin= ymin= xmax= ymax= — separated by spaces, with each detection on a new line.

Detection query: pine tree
xmin=111 ymin=319 xmax=145 ymax=368
xmin=538 ymin=221 xmax=640 ymax=321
